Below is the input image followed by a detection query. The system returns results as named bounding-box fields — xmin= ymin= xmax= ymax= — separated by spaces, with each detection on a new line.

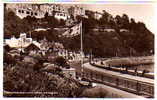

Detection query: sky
xmin=83 ymin=4 xmax=156 ymax=34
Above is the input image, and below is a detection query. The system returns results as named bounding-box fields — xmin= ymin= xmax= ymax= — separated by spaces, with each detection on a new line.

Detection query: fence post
xmin=136 ymin=81 xmax=141 ymax=94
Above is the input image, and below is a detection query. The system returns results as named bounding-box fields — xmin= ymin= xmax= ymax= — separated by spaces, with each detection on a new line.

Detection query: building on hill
xmin=85 ymin=10 xmax=115 ymax=23
xmin=68 ymin=5 xmax=85 ymax=20
xmin=39 ymin=4 xmax=70 ymax=20
xmin=6 ymin=3 xmax=70 ymax=20
xmin=4 ymin=33 xmax=46 ymax=55
xmin=6 ymin=3 xmax=45 ymax=18
xmin=16 ymin=7 xmax=45 ymax=19
xmin=5 ymin=33 xmax=32 ymax=48
xmin=5 ymin=36 xmax=20 ymax=48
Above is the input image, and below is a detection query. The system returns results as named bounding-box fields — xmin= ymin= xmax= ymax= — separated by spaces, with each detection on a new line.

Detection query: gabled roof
xmin=24 ymin=43 xmax=40 ymax=51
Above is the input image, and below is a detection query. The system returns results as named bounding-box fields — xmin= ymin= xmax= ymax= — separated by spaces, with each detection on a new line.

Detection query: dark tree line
xmin=80 ymin=10 xmax=154 ymax=57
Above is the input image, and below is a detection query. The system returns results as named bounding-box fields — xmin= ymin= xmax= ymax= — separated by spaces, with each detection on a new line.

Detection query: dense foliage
xmin=4 ymin=7 xmax=154 ymax=57
xmin=3 ymin=53 xmax=80 ymax=97
xmin=78 ymin=11 xmax=154 ymax=57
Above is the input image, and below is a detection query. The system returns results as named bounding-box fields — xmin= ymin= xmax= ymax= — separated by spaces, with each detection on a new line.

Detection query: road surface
xmin=94 ymin=83 xmax=144 ymax=98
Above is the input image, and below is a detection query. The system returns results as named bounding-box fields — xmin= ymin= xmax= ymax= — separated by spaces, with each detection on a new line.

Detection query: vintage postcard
xmin=3 ymin=3 xmax=155 ymax=98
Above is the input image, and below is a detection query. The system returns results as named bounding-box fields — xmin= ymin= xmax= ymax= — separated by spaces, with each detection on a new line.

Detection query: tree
xmin=108 ymin=16 xmax=116 ymax=28
xmin=115 ymin=15 xmax=122 ymax=28
xmin=99 ymin=10 xmax=110 ymax=26
xmin=4 ymin=52 xmax=15 ymax=65
xmin=121 ymin=14 xmax=130 ymax=29
xmin=59 ymin=19 xmax=65 ymax=26
xmin=54 ymin=56 xmax=67 ymax=67
xmin=4 ymin=9 xmax=33 ymax=38
xmin=23 ymin=16 xmax=37 ymax=29
xmin=129 ymin=18 xmax=136 ymax=31
xmin=44 ymin=12 xmax=49 ymax=20
xmin=43 ymin=12 xmax=59 ymax=28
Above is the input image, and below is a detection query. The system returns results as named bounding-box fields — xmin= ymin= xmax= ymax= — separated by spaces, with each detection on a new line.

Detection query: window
xmin=26 ymin=11 xmax=30 ymax=14
xmin=22 ymin=10 xmax=24 ymax=13
xmin=18 ymin=10 xmax=21 ymax=13
xmin=53 ymin=6 xmax=55 ymax=10
xmin=34 ymin=12 xmax=37 ymax=16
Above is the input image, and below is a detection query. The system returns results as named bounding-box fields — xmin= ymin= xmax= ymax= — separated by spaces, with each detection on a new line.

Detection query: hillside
xmin=80 ymin=10 xmax=154 ymax=57
xmin=82 ymin=28 xmax=154 ymax=57
xmin=4 ymin=7 xmax=154 ymax=57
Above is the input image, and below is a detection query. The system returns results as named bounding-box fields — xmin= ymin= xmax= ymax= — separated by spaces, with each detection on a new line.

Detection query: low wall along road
xmin=83 ymin=62 xmax=154 ymax=98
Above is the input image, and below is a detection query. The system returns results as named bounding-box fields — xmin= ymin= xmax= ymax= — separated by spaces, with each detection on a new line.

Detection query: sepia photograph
xmin=3 ymin=3 xmax=154 ymax=98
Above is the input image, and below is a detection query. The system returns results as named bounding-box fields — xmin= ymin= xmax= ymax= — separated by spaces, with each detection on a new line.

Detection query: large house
xmin=5 ymin=33 xmax=33 ymax=48
xmin=6 ymin=3 xmax=70 ymax=20
xmin=68 ymin=5 xmax=85 ymax=20
xmin=4 ymin=33 xmax=47 ymax=55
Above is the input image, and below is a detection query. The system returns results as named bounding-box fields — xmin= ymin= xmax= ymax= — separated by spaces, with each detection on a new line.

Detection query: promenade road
xmin=83 ymin=63 xmax=154 ymax=84
xmin=94 ymin=83 xmax=144 ymax=98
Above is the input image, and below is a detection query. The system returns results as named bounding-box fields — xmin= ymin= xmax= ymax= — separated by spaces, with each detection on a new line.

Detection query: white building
xmin=16 ymin=8 xmax=45 ymax=19
xmin=4 ymin=33 xmax=45 ymax=54
xmin=5 ymin=33 xmax=32 ymax=48
xmin=54 ymin=12 xmax=70 ymax=20
xmin=6 ymin=3 xmax=70 ymax=20
xmin=68 ymin=5 xmax=85 ymax=19
xmin=5 ymin=33 xmax=51 ymax=56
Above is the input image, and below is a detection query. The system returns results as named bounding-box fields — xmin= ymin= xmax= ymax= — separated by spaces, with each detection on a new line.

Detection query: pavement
xmin=94 ymin=83 xmax=144 ymax=98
